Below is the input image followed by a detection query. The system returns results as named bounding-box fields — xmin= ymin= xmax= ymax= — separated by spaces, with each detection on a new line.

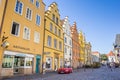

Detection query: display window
xmin=14 ymin=56 xmax=25 ymax=67
xmin=46 ymin=57 xmax=52 ymax=70
xmin=26 ymin=57 xmax=32 ymax=66
xmin=2 ymin=55 xmax=13 ymax=68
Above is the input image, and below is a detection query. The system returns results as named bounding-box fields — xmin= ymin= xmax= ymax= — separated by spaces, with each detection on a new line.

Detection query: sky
xmin=43 ymin=0 xmax=120 ymax=54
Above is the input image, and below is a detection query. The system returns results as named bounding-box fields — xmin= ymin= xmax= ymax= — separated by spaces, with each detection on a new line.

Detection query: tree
xmin=100 ymin=54 xmax=108 ymax=61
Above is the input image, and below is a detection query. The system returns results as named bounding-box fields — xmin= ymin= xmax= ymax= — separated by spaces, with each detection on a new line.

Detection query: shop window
xmin=26 ymin=58 xmax=32 ymax=66
xmin=2 ymin=55 xmax=13 ymax=68
xmin=46 ymin=57 xmax=52 ymax=69
xmin=14 ymin=56 xmax=25 ymax=67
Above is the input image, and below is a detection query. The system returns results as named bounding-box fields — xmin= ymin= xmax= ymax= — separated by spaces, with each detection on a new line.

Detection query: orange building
xmin=71 ymin=22 xmax=80 ymax=68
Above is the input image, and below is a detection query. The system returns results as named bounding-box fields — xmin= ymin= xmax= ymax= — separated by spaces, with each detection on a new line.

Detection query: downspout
xmin=42 ymin=17 xmax=46 ymax=74
xmin=0 ymin=0 xmax=8 ymax=37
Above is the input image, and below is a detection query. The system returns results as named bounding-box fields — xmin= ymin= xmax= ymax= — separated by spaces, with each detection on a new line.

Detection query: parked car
xmin=58 ymin=66 xmax=73 ymax=74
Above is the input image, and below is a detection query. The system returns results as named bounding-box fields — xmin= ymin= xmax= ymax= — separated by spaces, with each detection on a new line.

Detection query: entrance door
xmin=36 ymin=55 xmax=41 ymax=73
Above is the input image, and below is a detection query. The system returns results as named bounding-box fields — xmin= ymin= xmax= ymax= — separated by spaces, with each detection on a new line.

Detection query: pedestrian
xmin=109 ymin=62 xmax=115 ymax=71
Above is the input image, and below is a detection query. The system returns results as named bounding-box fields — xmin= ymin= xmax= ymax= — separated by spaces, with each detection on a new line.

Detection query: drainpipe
xmin=0 ymin=0 xmax=8 ymax=37
xmin=0 ymin=0 xmax=8 ymax=79
xmin=41 ymin=17 xmax=46 ymax=74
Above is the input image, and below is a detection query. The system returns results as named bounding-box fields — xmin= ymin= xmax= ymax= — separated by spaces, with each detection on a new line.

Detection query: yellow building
xmin=43 ymin=2 xmax=64 ymax=71
xmin=78 ymin=31 xmax=85 ymax=67
xmin=0 ymin=0 xmax=45 ymax=77
xmin=85 ymin=42 xmax=92 ymax=65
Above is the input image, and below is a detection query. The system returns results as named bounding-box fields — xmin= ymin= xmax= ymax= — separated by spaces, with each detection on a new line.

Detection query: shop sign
xmin=13 ymin=45 xmax=30 ymax=51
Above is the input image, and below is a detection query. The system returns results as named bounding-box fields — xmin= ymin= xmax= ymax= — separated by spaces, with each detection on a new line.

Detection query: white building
xmin=92 ymin=51 xmax=100 ymax=63
xmin=61 ymin=16 xmax=72 ymax=67
xmin=107 ymin=51 xmax=116 ymax=63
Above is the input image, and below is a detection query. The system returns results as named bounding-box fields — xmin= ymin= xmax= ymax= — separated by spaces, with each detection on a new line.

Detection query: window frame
xmin=34 ymin=31 xmax=40 ymax=43
xmin=36 ymin=14 xmax=41 ymax=26
xmin=47 ymin=36 xmax=52 ymax=47
xmin=36 ymin=0 xmax=40 ymax=8
xmin=14 ymin=0 xmax=23 ymax=15
xmin=23 ymin=26 xmax=30 ymax=40
xmin=11 ymin=21 xmax=20 ymax=37
xmin=26 ymin=7 xmax=32 ymax=20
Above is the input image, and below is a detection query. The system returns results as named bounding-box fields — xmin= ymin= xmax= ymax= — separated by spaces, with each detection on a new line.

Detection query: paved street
xmin=3 ymin=66 xmax=120 ymax=80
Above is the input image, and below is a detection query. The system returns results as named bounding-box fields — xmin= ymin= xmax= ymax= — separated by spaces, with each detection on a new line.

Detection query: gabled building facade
xmin=107 ymin=51 xmax=115 ymax=63
xmin=61 ymin=16 xmax=72 ymax=67
xmin=71 ymin=22 xmax=80 ymax=68
xmin=43 ymin=2 xmax=64 ymax=71
xmin=0 ymin=0 xmax=45 ymax=77
xmin=78 ymin=31 xmax=85 ymax=67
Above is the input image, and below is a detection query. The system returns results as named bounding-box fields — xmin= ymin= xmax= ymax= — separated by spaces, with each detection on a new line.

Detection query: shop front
xmin=1 ymin=50 xmax=34 ymax=76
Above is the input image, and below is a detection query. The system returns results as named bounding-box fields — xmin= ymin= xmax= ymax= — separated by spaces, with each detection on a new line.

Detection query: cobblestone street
xmin=3 ymin=66 xmax=120 ymax=80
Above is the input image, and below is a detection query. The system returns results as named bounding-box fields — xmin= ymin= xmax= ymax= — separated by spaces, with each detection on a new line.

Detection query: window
xmin=11 ymin=22 xmax=20 ymax=36
xmin=54 ymin=39 xmax=57 ymax=49
xmin=2 ymin=55 xmax=13 ymax=68
xmin=26 ymin=58 xmax=32 ymax=66
xmin=59 ymin=41 xmax=62 ymax=50
xmin=54 ymin=26 xmax=57 ymax=34
xmin=58 ymin=29 xmax=61 ymax=37
xmin=14 ymin=56 xmax=25 ymax=67
xmin=56 ymin=17 xmax=58 ymax=25
xmin=50 ymin=23 xmax=53 ymax=32
xmin=64 ymin=37 xmax=67 ymax=43
xmin=46 ymin=57 xmax=52 ymax=70
xmin=30 ymin=0 xmax=34 ymax=3
xmin=47 ymin=36 xmax=51 ymax=47
xmin=34 ymin=31 xmax=40 ymax=43
xmin=23 ymin=27 xmax=30 ymax=40
xmin=26 ymin=8 xmax=32 ymax=20
xmin=52 ymin=14 xmax=55 ymax=22
xmin=69 ymin=40 xmax=72 ymax=45
xmin=36 ymin=0 xmax=40 ymax=8
xmin=65 ymin=47 xmax=67 ymax=54
xmin=36 ymin=14 xmax=40 ymax=26
xmin=15 ymin=0 xmax=23 ymax=15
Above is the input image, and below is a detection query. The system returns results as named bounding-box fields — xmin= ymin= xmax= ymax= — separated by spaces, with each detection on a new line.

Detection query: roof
xmin=107 ymin=51 xmax=115 ymax=56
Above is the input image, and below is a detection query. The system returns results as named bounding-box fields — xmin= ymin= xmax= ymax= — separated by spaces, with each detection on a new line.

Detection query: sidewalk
xmin=2 ymin=71 xmax=57 ymax=80
xmin=2 ymin=68 xmax=92 ymax=80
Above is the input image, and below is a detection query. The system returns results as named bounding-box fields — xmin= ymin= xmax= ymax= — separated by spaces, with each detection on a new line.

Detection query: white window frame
xmin=23 ymin=26 xmax=30 ymax=40
xmin=36 ymin=0 xmax=40 ymax=8
xmin=36 ymin=14 xmax=41 ymax=26
xmin=11 ymin=21 xmax=20 ymax=37
xmin=30 ymin=0 xmax=34 ymax=4
xmin=34 ymin=31 xmax=40 ymax=43
xmin=14 ymin=0 xmax=23 ymax=15
xmin=26 ymin=7 xmax=32 ymax=20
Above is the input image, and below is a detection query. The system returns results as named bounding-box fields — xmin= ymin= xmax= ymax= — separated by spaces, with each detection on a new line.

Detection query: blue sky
xmin=43 ymin=0 xmax=120 ymax=54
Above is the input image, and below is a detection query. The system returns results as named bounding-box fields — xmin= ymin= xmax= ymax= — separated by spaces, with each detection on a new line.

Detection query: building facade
xmin=107 ymin=51 xmax=116 ymax=63
xmin=113 ymin=34 xmax=120 ymax=63
xmin=43 ymin=2 xmax=64 ymax=71
xmin=61 ymin=16 xmax=72 ymax=67
xmin=92 ymin=51 xmax=100 ymax=63
xmin=78 ymin=31 xmax=85 ymax=67
xmin=71 ymin=22 xmax=80 ymax=68
xmin=0 ymin=0 xmax=45 ymax=76
xmin=85 ymin=42 xmax=92 ymax=65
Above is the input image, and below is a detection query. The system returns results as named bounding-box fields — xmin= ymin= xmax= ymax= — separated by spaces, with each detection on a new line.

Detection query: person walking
xmin=109 ymin=62 xmax=115 ymax=71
